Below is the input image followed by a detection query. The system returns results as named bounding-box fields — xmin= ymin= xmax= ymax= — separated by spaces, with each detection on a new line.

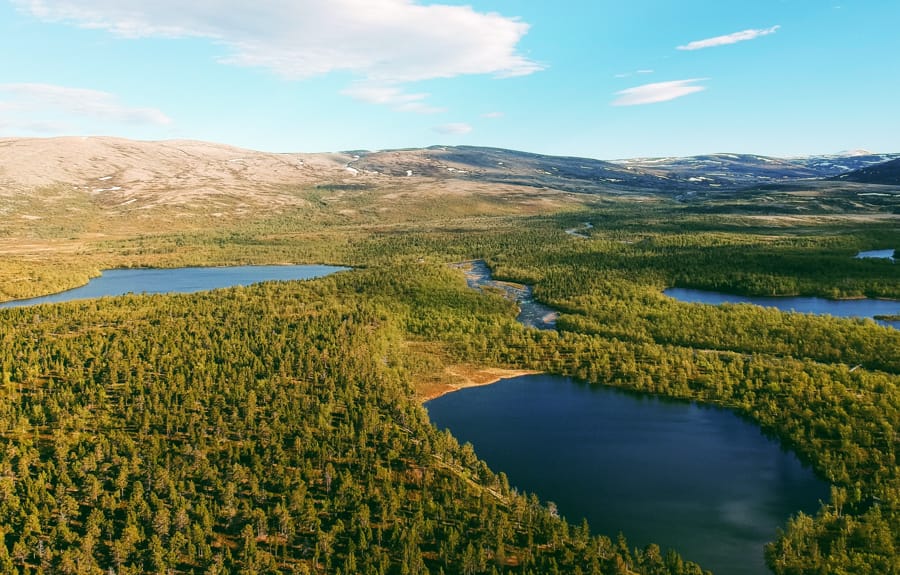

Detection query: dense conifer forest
xmin=1 ymin=200 xmax=898 ymax=574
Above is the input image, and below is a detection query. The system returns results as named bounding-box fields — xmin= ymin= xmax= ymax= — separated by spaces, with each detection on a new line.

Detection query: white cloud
xmin=481 ymin=112 xmax=504 ymax=119
xmin=341 ymin=83 xmax=445 ymax=114
xmin=611 ymin=79 xmax=707 ymax=106
xmin=677 ymin=26 xmax=780 ymax=51
xmin=0 ymin=83 xmax=172 ymax=126
xmin=433 ymin=123 xmax=472 ymax=135
xmin=13 ymin=0 xmax=543 ymax=83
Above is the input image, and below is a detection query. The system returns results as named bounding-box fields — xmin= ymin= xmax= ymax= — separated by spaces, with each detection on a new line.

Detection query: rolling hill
xmin=831 ymin=157 xmax=900 ymax=185
xmin=352 ymin=146 xmax=900 ymax=193
xmin=0 ymin=136 xmax=353 ymax=209
xmin=2 ymin=137 xmax=898 ymax=216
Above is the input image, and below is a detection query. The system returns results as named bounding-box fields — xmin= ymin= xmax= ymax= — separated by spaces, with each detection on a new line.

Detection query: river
xmin=427 ymin=374 xmax=829 ymax=575
xmin=451 ymin=260 xmax=558 ymax=329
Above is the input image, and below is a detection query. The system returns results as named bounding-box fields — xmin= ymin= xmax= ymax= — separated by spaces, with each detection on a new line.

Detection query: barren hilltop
xmin=0 ymin=136 xmax=358 ymax=209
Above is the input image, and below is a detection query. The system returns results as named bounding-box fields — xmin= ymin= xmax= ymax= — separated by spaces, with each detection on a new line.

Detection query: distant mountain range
xmin=831 ymin=157 xmax=900 ymax=186
xmin=351 ymin=146 xmax=900 ymax=193
xmin=614 ymin=152 xmax=900 ymax=186
xmin=350 ymin=145 xmax=675 ymax=194
xmin=2 ymin=138 xmax=898 ymax=205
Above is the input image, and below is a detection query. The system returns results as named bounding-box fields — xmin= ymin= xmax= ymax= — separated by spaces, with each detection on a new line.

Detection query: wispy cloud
xmin=12 ymin=0 xmax=543 ymax=83
xmin=341 ymin=84 xmax=445 ymax=114
xmin=614 ymin=69 xmax=654 ymax=79
xmin=433 ymin=123 xmax=472 ymax=135
xmin=611 ymin=79 xmax=707 ymax=106
xmin=0 ymin=83 xmax=172 ymax=126
xmin=677 ymin=26 xmax=780 ymax=51
xmin=481 ymin=111 xmax=504 ymax=119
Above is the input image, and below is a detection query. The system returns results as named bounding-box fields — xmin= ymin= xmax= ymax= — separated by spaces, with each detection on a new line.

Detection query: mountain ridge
xmin=831 ymin=157 xmax=900 ymax=186
xmin=2 ymin=137 xmax=899 ymax=202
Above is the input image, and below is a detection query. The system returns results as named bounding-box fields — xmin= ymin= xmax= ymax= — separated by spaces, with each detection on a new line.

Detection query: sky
xmin=2 ymin=0 xmax=898 ymax=159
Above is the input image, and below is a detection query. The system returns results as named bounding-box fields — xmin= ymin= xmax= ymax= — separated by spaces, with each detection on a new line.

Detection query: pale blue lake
xmin=0 ymin=265 xmax=348 ymax=308
xmin=665 ymin=287 xmax=899 ymax=329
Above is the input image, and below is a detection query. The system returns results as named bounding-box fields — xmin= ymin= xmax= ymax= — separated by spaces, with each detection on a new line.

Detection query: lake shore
xmin=417 ymin=365 xmax=540 ymax=403
xmin=426 ymin=372 xmax=830 ymax=575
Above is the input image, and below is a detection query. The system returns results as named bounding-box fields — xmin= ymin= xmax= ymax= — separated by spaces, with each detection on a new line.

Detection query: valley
xmin=0 ymin=137 xmax=898 ymax=575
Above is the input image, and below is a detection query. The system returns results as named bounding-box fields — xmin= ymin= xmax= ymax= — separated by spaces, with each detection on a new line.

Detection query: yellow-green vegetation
xmin=0 ymin=175 xmax=593 ymax=302
xmin=1 ymin=163 xmax=899 ymax=574
xmin=0 ymin=269 xmax=713 ymax=575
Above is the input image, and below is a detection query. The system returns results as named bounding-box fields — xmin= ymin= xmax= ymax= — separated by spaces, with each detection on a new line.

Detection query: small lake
xmin=856 ymin=248 xmax=895 ymax=261
xmin=427 ymin=374 xmax=829 ymax=575
xmin=665 ymin=287 xmax=900 ymax=330
xmin=0 ymin=265 xmax=348 ymax=308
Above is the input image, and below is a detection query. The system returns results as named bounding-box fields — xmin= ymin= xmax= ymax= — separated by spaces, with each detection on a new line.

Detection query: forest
xmin=0 ymin=198 xmax=898 ymax=574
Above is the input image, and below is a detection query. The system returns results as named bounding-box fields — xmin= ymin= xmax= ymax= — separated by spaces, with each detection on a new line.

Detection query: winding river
xmin=452 ymin=260 xmax=558 ymax=329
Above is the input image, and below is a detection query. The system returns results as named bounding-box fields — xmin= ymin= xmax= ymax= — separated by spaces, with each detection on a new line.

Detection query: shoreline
xmin=665 ymin=286 xmax=900 ymax=304
xmin=0 ymin=263 xmax=349 ymax=308
xmin=417 ymin=366 xmax=540 ymax=403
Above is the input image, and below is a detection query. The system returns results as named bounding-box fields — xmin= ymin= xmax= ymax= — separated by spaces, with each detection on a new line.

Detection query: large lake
xmin=665 ymin=287 xmax=900 ymax=330
xmin=0 ymin=265 xmax=348 ymax=308
xmin=427 ymin=374 xmax=829 ymax=575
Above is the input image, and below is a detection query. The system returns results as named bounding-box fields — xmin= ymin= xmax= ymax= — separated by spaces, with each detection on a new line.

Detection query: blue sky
xmin=2 ymin=0 xmax=898 ymax=158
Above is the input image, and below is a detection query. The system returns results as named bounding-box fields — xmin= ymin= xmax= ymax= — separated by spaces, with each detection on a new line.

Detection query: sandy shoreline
xmin=417 ymin=366 xmax=540 ymax=403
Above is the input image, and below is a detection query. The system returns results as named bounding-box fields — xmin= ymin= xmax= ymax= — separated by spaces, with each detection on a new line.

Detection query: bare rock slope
xmin=0 ymin=136 xmax=353 ymax=210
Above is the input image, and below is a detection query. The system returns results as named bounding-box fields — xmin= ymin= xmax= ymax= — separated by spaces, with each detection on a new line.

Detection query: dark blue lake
xmin=427 ymin=374 xmax=829 ymax=575
xmin=0 ymin=265 xmax=348 ymax=308
xmin=665 ymin=287 xmax=899 ymax=329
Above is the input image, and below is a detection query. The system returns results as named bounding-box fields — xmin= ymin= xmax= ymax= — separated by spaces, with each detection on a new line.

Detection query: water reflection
xmin=427 ymin=374 xmax=829 ymax=575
